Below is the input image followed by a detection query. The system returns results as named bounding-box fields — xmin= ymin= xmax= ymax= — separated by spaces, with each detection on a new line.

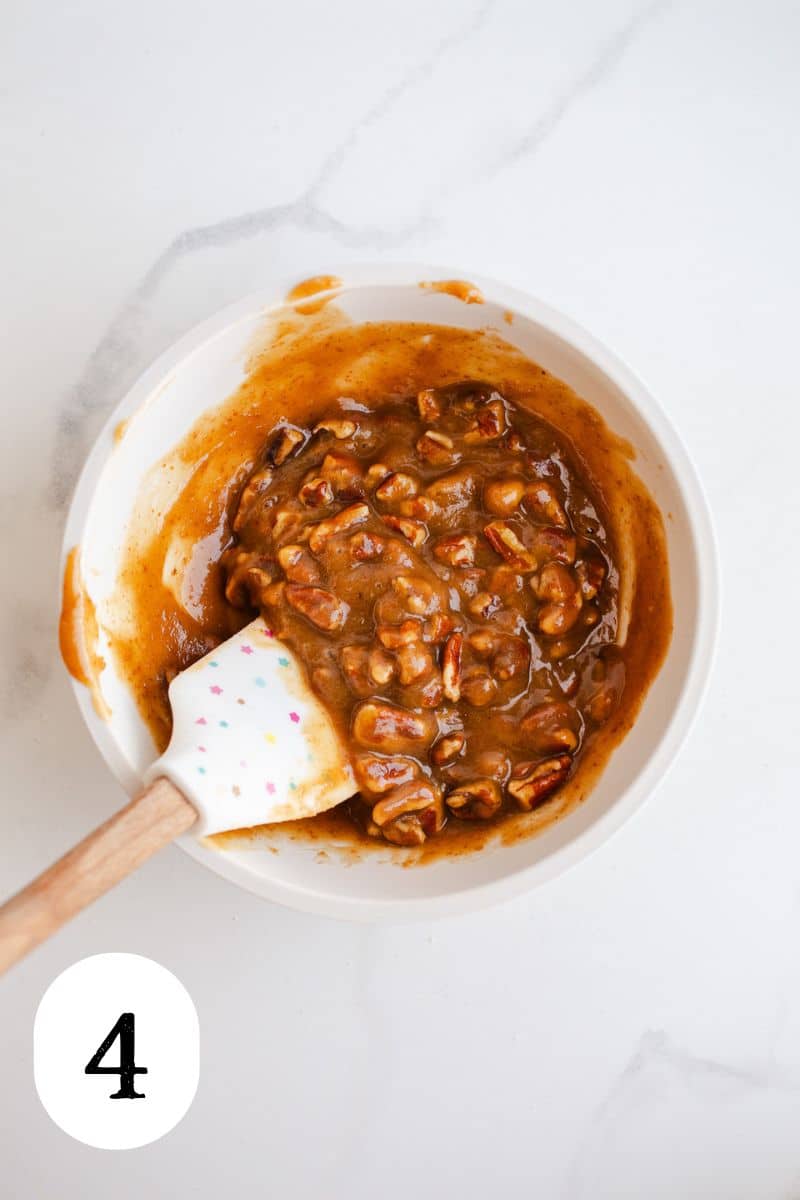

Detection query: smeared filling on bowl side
xmin=110 ymin=301 xmax=672 ymax=858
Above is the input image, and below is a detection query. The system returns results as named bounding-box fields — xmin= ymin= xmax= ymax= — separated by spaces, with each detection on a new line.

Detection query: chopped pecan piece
xmin=417 ymin=387 xmax=443 ymax=422
xmin=368 ymin=647 xmax=396 ymax=685
xmin=222 ymin=550 xmax=274 ymax=608
xmin=431 ymin=732 xmax=466 ymax=765
xmin=468 ymin=591 xmax=501 ymax=619
xmin=381 ymin=816 xmax=426 ymax=846
xmin=381 ymin=514 xmax=428 ymax=548
xmin=398 ymin=495 xmax=438 ymax=521
xmin=445 ymin=380 xmax=498 ymax=414
xmin=382 ymin=538 xmax=415 ymax=568
xmin=376 ymin=619 xmax=423 ymax=649
xmin=310 ymin=665 xmax=344 ymax=707
xmin=314 ymin=418 xmax=356 ymax=439
xmin=433 ymin=534 xmax=477 ymax=568
xmin=483 ymin=521 xmax=536 ymax=570
xmin=285 ymin=584 xmax=349 ymax=632
xmin=382 ymin=797 xmax=446 ymax=845
xmin=414 ymin=674 xmax=444 ymax=708
xmin=532 ymin=562 xmax=577 ymax=603
xmin=365 ymin=462 xmax=391 ymax=490
xmin=426 ymin=468 xmax=477 ymax=511
xmin=340 ymin=645 xmax=375 ymax=697
xmin=524 ymin=481 xmax=568 ymax=527
xmin=531 ymin=526 xmax=577 ymax=566
xmin=354 ymin=753 xmax=419 ymax=795
xmin=395 ymin=640 xmax=436 ymax=685
xmin=352 ymin=702 xmax=436 ymax=753
xmin=423 ymin=612 xmax=458 ymax=643
xmin=463 ymin=398 xmax=506 ymax=443
xmin=507 ymin=756 xmax=571 ymax=811
xmin=308 ymin=503 xmax=369 ymax=553
xmin=446 ymin=779 xmax=502 ymax=820
xmin=537 ymin=597 xmax=582 ymax=636
xmin=461 ymin=669 xmax=498 ymax=708
xmin=393 ymin=575 xmax=441 ymax=616
xmin=374 ymin=587 xmax=411 ymax=625
xmin=260 ymin=580 xmax=286 ymax=608
xmin=271 ymin=508 xmax=305 ymax=544
xmin=442 ymin=632 xmax=463 ymax=701
xmin=416 ymin=430 xmax=456 ymax=464
xmin=319 ymin=452 xmax=364 ymax=498
xmin=490 ymin=565 xmax=525 ymax=598
xmin=349 ymin=530 xmax=385 ymax=561
xmin=484 ymin=476 xmax=525 ymax=516
xmin=454 ymin=567 xmax=486 ymax=599
xmin=520 ymin=702 xmax=579 ymax=753
xmin=505 ymin=430 xmax=526 ymax=453
xmin=468 ymin=629 xmax=529 ymax=681
xmin=233 ymin=467 xmax=274 ymax=532
xmin=575 ymin=555 xmax=607 ymax=600
xmin=270 ymin=425 xmax=306 ymax=466
xmin=375 ymin=471 xmax=419 ymax=504
xmin=277 ymin=544 xmax=321 ymax=585
xmin=371 ymin=780 xmax=442 ymax=828
xmin=468 ymin=628 xmax=496 ymax=658
xmin=341 ymin=644 xmax=394 ymax=693
xmin=299 ymin=477 xmax=334 ymax=508
xmin=491 ymin=634 xmax=530 ymax=681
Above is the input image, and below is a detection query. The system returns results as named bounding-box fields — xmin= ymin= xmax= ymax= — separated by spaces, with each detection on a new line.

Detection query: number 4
xmin=85 ymin=1013 xmax=148 ymax=1099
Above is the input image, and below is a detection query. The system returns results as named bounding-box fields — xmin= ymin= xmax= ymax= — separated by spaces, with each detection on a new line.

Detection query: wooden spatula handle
xmin=0 ymin=778 xmax=196 ymax=975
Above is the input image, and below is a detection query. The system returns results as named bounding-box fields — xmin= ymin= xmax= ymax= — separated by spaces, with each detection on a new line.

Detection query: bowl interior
xmin=65 ymin=269 xmax=714 ymax=918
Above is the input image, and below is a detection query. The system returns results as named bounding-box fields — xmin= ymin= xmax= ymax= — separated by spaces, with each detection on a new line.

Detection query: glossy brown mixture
xmin=223 ymin=381 xmax=624 ymax=847
xmin=107 ymin=306 xmax=672 ymax=857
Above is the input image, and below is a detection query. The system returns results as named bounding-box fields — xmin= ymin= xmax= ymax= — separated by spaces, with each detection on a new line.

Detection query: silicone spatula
xmin=0 ymin=617 xmax=355 ymax=973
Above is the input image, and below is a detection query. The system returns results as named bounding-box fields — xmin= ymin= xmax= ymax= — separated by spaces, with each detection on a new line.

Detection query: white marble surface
xmin=2 ymin=0 xmax=799 ymax=1194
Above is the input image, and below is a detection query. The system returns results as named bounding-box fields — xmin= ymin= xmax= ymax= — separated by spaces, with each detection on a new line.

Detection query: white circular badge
xmin=34 ymin=953 xmax=199 ymax=1149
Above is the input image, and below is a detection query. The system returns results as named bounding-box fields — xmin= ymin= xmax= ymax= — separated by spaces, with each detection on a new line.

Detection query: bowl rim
xmin=62 ymin=262 xmax=720 ymax=920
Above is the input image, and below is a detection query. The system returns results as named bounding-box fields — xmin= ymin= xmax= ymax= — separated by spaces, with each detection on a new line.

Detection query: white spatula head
xmin=143 ymin=617 xmax=355 ymax=836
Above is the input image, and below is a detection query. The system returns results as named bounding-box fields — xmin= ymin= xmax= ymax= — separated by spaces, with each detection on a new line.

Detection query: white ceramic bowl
xmin=63 ymin=264 xmax=718 ymax=920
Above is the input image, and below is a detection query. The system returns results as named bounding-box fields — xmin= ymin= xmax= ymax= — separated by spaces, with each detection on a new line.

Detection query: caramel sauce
xmin=113 ymin=417 xmax=130 ymax=445
xmin=107 ymin=303 xmax=671 ymax=863
xmin=419 ymin=279 xmax=485 ymax=304
xmin=59 ymin=546 xmax=111 ymax=719
xmin=286 ymin=274 xmax=343 ymax=315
